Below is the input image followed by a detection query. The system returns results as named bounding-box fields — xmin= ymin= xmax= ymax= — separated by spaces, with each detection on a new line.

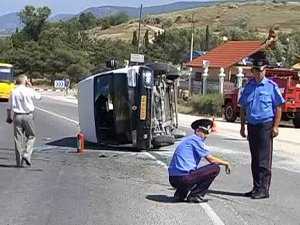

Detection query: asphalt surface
xmin=0 ymin=94 xmax=300 ymax=225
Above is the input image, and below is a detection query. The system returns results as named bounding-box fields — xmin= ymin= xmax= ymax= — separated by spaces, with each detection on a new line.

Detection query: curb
xmin=34 ymin=88 xmax=65 ymax=92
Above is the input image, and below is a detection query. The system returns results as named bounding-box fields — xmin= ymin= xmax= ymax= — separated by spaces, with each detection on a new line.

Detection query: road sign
xmin=130 ymin=54 xmax=144 ymax=63
xmin=54 ymin=80 xmax=66 ymax=89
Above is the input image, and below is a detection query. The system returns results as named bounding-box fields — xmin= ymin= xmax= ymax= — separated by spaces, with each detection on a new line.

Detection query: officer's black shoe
xmin=251 ymin=191 xmax=269 ymax=199
xmin=187 ymin=195 xmax=208 ymax=203
xmin=244 ymin=189 xmax=257 ymax=197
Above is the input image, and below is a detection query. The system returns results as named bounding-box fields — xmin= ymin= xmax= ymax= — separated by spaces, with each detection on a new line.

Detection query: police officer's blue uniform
xmin=168 ymin=132 xmax=220 ymax=202
xmin=239 ymin=77 xmax=285 ymax=197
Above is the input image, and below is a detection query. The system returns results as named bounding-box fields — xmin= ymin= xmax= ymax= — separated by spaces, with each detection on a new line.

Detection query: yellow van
xmin=0 ymin=63 xmax=15 ymax=100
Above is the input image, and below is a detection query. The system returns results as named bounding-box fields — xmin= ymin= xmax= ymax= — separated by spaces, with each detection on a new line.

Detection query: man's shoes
xmin=187 ymin=195 xmax=208 ymax=203
xmin=244 ymin=189 xmax=257 ymax=197
xmin=174 ymin=189 xmax=187 ymax=202
xmin=22 ymin=157 xmax=31 ymax=167
xmin=19 ymin=158 xmax=25 ymax=167
xmin=251 ymin=191 xmax=269 ymax=199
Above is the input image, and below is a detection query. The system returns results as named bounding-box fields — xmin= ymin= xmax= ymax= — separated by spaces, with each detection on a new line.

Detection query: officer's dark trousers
xmin=169 ymin=164 xmax=220 ymax=199
xmin=247 ymin=121 xmax=273 ymax=194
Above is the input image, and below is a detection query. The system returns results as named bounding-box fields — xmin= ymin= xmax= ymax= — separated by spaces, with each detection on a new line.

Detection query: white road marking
xmin=35 ymin=105 xmax=226 ymax=224
xmin=35 ymin=107 xmax=79 ymax=125
xmin=144 ymin=152 xmax=168 ymax=169
xmin=143 ymin=152 xmax=226 ymax=225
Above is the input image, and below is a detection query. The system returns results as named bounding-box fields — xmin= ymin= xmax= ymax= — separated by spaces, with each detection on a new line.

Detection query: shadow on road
xmin=222 ymin=138 xmax=246 ymax=142
xmin=46 ymin=137 xmax=77 ymax=148
xmin=46 ymin=137 xmax=143 ymax=152
xmin=146 ymin=194 xmax=177 ymax=203
xmin=208 ymin=190 xmax=246 ymax=197
xmin=0 ymin=164 xmax=18 ymax=168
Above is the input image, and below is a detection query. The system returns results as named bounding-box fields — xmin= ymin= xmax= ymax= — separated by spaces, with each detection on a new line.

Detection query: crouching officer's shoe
xmin=173 ymin=189 xmax=188 ymax=202
xmin=187 ymin=194 xmax=208 ymax=203
xmin=251 ymin=191 xmax=269 ymax=199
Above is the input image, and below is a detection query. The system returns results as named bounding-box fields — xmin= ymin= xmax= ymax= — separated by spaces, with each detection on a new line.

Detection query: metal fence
xmin=179 ymin=79 xmax=220 ymax=95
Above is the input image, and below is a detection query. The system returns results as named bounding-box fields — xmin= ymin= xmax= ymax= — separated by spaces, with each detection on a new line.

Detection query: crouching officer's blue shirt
xmin=168 ymin=135 xmax=210 ymax=176
xmin=239 ymin=77 xmax=285 ymax=125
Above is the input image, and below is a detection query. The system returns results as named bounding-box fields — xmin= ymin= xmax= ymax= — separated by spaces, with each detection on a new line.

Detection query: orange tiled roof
xmin=187 ymin=41 xmax=265 ymax=69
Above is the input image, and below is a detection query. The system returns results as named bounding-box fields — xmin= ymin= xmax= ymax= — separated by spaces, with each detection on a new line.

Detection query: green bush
xmin=32 ymin=79 xmax=51 ymax=86
xmin=190 ymin=94 xmax=223 ymax=116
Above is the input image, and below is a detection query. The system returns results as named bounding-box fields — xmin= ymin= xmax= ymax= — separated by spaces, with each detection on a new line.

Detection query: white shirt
xmin=8 ymin=85 xmax=41 ymax=113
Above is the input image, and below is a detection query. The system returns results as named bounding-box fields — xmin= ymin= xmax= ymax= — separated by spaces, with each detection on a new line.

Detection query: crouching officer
xmin=239 ymin=59 xmax=285 ymax=199
xmin=168 ymin=119 xmax=231 ymax=203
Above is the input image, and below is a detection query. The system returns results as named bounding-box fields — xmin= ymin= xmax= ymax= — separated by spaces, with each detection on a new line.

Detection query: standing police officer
xmin=239 ymin=59 xmax=285 ymax=199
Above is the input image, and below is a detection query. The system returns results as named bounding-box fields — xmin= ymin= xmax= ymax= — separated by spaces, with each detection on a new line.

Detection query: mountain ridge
xmin=0 ymin=1 xmax=216 ymax=34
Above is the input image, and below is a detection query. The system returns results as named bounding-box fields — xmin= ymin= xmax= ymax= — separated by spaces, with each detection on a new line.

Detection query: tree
xmin=7 ymin=41 xmax=49 ymax=80
xmin=132 ymin=31 xmax=138 ymax=46
xmin=107 ymin=12 xmax=130 ymax=26
xmin=162 ymin=19 xmax=173 ymax=29
xmin=205 ymin=25 xmax=210 ymax=51
xmin=67 ymin=63 xmax=89 ymax=83
xmin=101 ymin=19 xmax=111 ymax=30
xmin=0 ymin=38 xmax=13 ymax=62
xmin=234 ymin=15 xmax=249 ymax=30
xmin=78 ymin=12 xmax=97 ymax=30
xmin=221 ymin=27 xmax=259 ymax=41
xmin=144 ymin=30 xmax=150 ymax=48
xmin=89 ymin=39 xmax=133 ymax=68
xmin=19 ymin=6 xmax=51 ymax=41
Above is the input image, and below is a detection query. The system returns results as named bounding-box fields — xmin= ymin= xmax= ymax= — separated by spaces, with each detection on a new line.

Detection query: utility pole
xmin=188 ymin=14 xmax=195 ymax=96
xmin=137 ymin=4 xmax=143 ymax=54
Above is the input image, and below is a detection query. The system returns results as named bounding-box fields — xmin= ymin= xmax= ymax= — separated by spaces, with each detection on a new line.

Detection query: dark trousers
xmin=247 ymin=121 xmax=273 ymax=194
xmin=169 ymin=164 xmax=220 ymax=198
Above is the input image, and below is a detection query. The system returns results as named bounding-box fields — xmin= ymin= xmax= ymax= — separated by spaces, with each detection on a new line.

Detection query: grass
xmin=177 ymin=103 xmax=194 ymax=114
xmin=161 ymin=1 xmax=300 ymax=32
xmin=88 ymin=22 xmax=158 ymax=42
xmin=89 ymin=1 xmax=300 ymax=42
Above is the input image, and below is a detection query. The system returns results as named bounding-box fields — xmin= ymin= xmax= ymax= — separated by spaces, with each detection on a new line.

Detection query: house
xmin=186 ymin=41 xmax=266 ymax=82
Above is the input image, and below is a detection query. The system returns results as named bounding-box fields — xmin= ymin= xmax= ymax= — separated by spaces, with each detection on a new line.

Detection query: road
xmin=0 ymin=92 xmax=300 ymax=225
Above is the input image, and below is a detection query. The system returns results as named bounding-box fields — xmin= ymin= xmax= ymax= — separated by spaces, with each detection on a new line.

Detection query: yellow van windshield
xmin=0 ymin=67 xmax=13 ymax=81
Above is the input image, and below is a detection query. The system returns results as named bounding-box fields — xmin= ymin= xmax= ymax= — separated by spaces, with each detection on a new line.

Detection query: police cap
xmin=252 ymin=59 xmax=267 ymax=71
xmin=191 ymin=119 xmax=213 ymax=134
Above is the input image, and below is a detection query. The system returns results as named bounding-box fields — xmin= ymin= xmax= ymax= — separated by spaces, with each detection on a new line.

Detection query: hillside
xmin=0 ymin=12 xmax=20 ymax=34
xmin=0 ymin=1 xmax=217 ymax=34
xmin=89 ymin=1 xmax=300 ymax=42
xmin=82 ymin=1 xmax=217 ymax=18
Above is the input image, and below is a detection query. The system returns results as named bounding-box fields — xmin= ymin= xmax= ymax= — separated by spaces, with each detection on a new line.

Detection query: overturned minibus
xmin=78 ymin=63 xmax=183 ymax=150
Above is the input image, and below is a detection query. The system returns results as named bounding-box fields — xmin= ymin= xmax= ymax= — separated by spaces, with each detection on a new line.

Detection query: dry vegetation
xmin=88 ymin=1 xmax=300 ymax=42
xmin=89 ymin=22 xmax=158 ymax=42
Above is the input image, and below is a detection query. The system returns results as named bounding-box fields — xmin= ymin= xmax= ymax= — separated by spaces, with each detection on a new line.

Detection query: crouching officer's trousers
xmin=169 ymin=163 xmax=220 ymax=199
xmin=247 ymin=121 xmax=273 ymax=194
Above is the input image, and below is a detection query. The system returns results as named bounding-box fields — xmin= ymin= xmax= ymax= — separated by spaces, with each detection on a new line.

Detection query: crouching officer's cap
xmin=191 ymin=119 xmax=213 ymax=134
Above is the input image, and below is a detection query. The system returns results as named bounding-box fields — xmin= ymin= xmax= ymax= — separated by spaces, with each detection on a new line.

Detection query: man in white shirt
xmin=6 ymin=75 xmax=41 ymax=167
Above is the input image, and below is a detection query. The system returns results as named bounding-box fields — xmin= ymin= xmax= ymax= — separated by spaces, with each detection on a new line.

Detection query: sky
xmin=0 ymin=0 xmax=212 ymax=16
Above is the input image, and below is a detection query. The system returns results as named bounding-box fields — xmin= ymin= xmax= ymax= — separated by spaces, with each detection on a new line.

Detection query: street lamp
xmin=188 ymin=13 xmax=195 ymax=97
